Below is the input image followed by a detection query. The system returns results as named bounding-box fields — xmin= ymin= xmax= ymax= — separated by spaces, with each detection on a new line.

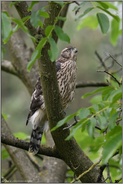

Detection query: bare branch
xmin=98 ymin=70 xmax=121 ymax=86
xmin=95 ymin=51 xmax=108 ymax=71
xmin=109 ymin=54 xmax=122 ymax=67
xmin=1 ymin=116 xmax=43 ymax=182
xmin=1 ymin=60 xmax=18 ymax=76
xmin=1 ymin=133 xmax=61 ymax=159
xmin=76 ymin=81 xmax=109 ymax=88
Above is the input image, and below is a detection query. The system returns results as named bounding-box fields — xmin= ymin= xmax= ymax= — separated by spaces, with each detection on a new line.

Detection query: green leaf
xmin=87 ymin=118 xmax=96 ymax=138
xmin=97 ymin=13 xmax=109 ymax=34
xmin=77 ymin=15 xmax=98 ymax=30
xmin=48 ymin=37 xmax=58 ymax=62
xmin=110 ymin=88 xmax=122 ymax=105
xmin=30 ymin=11 xmax=43 ymax=28
xmin=97 ymin=2 xmax=109 ymax=9
xmin=28 ymin=1 xmax=39 ymax=11
xmin=78 ymin=7 xmax=94 ymax=19
xmin=54 ymin=25 xmax=70 ymax=43
xmin=27 ymin=49 xmax=39 ymax=71
xmin=102 ymin=126 xmax=122 ymax=164
xmin=45 ymin=25 xmax=54 ymax=37
xmin=90 ymin=95 xmax=102 ymax=104
xmin=51 ymin=113 xmax=76 ymax=131
xmin=77 ymin=108 xmax=90 ymax=119
xmin=97 ymin=6 xmax=120 ymax=22
xmin=2 ymin=12 xmax=12 ymax=44
xmin=58 ymin=16 xmax=66 ymax=21
xmin=39 ymin=10 xmax=49 ymax=18
xmin=110 ymin=18 xmax=120 ymax=45
xmin=102 ymin=86 xmax=114 ymax=100
xmin=82 ymin=87 xmax=107 ymax=99
xmin=12 ymin=18 xmax=28 ymax=33
xmin=104 ymin=2 xmax=118 ymax=10
xmin=27 ymin=37 xmax=47 ymax=71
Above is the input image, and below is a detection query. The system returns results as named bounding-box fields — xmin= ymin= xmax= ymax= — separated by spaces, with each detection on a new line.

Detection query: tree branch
xmin=76 ymin=81 xmax=109 ymax=88
xmin=14 ymin=1 xmax=37 ymax=37
xmin=1 ymin=60 xmax=18 ymax=76
xmin=1 ymin=133 xmax=61 ymax=159
xmin=1 ymin=116 xmax=43 ymax=182
xmin=38 ymin=2 xmax=104 ymax=183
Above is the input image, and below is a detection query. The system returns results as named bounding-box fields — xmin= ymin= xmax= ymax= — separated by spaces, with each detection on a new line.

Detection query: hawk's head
xmin=60 ymin=46 xmax=78 ymax=61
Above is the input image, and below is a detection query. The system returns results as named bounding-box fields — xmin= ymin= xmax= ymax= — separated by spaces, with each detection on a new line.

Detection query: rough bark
xmin=2 ymin=1 xmax=69 ymax=183
xmin=37 ymin=2 xmax=104 ymax=183
xmin=1 ymin=117 xmax=42 ymax=182
xmin=2 ymin=1 xmax=105 ymax=183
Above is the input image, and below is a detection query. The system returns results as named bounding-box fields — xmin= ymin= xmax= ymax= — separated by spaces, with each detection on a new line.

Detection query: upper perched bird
xmin=26 ymin=46 xmax=78 ymax=154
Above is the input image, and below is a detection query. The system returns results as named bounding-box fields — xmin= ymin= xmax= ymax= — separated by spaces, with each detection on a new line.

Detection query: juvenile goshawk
xmin=26 ymin=46 xmax=78 ymax=154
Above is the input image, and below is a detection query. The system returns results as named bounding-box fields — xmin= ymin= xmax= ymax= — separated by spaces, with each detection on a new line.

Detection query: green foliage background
xmin=2 ymin=1 xmax=122 ymax=182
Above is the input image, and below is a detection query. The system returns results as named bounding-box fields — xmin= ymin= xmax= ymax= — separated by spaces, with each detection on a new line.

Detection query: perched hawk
xmin=26 ymin=46 xmax=78 ymax=154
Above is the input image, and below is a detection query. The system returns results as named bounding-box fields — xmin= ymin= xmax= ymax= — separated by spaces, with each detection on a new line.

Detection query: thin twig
xmin=97 ymin=70 xmax=121 ymax=86
xmin=109 ymin=54 xmax=122 ymax=67
xmin=3 ymin=165 xmax=17 ymax=180
xmin=71 ymin=159 xmax=101 ymax=183
xmin=115 ymin=177 xmax=122 ymax=183
xmin=2 ymin=60 xmax=18 ymax=76
xmin=63 ymin=116 xmax=79 ymax=130
xmin=104 ymin=71 xmax=121 ymax=86
xmin=95 ymin=51 xmax=108 ymax=71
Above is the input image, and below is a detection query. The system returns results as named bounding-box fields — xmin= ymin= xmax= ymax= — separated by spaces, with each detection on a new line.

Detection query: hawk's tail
xmin=29 ymin=127 xmax=43 ymax=155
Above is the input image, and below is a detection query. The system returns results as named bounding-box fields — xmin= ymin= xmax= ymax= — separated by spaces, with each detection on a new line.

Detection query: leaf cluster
xmin=53 ymin=70 xmax=122 ymax=182
xmin=2 ymin=2 xmax=70 ymax=71
xmin=75 ymin=1 xmax=121 ymax=45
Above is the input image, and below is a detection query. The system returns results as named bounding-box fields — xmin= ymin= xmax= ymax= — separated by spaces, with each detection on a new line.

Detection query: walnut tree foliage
xmin=2 ymin=1 xmax=122 ymax=183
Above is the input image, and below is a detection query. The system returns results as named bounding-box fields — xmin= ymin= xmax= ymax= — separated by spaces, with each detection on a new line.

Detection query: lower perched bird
xmin=26 ymin=46 xmax=78 ymax=154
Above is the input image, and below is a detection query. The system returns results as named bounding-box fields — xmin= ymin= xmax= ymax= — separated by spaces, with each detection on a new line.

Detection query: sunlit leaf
xmin=110 ymin=18 xmax=120 ymax=45
xmin=77 ymin=15 xmax=98 ymax=30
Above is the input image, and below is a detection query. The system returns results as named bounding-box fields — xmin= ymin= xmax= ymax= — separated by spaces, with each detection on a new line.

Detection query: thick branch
xmin=38 ymin=2 xmax=104 ymax=183
xmin=1 ymin=116 xmax=43 ymax=182
xmin=1 ymin=133 xmax=61 ymax=159
xmin=1 ymin=60 xmax=18 ymax=76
